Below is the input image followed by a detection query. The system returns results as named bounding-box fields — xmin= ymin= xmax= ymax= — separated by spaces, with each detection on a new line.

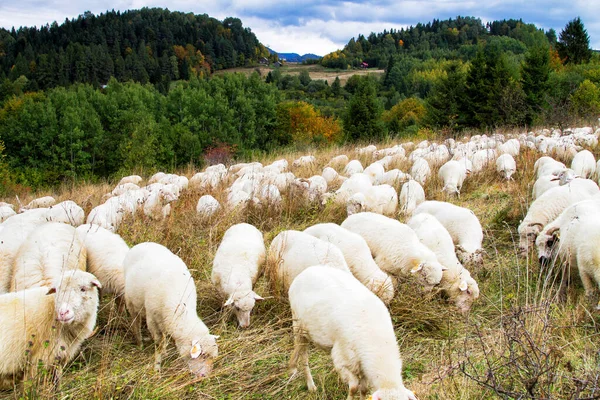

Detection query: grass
xmin=2 ymin=128 xmax=600 ymax=399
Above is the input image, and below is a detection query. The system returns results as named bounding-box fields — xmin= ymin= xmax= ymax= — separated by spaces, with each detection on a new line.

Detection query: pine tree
xmin=343 ymin=78 xmax=386 ymax=141
xmin=556 ymin=17 xmax=592 ymax=64
xmin=425 ymin=62 xmax=466 ymax=130
xmin=521 ymin=45 xmax=550 ymax=124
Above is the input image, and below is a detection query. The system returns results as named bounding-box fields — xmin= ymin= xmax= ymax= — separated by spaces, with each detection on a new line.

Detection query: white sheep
xmin=496 ymin=153 xmax=517 ymax=181
xmin=399 ymin=180 xmax=425 ymax=216
xmin=45 ymin=200 xmax=85 ymax=226
xmin=196 ymin=195 xmax=221 ymax=217
xmin=410 ymin=157 xmax=430 ymax=185
xmin=288 ymin=266 xmax=416 ymax=400
xmin=532 ymin=174 xmax=560 ymax=200
xmin=470 ymin=149 xmax=497 ymax=173
xmin=571 ymin=150 xmax=596 ymax=179
xmin=267 ymin=230 xmax=350 ymax=294
xmin=0 ymin=270 xmax=100 ymax=388
xmin=374 ymin=169 xmax=411 ymax=187
xmin=86 ymin=201 xmax=124 ymax=232
xmin=11 ymin=222 xmax=87 ymax=292
xmin=364 ymin=162 xmax=385 ymax=183
xmin=111 ymin=182 xmax=141 ymax=197
xmin=75 ymin=224 xmax=129 ymax=300
xmin=124 ymin=242 xmax=219 ymax=376
xmin=517 ymin=179 xmax=599 ymax=253
xmin=117 ymin=174 xmax=143 ymax=186
xmin=327 ymin=154 xmax=349 ymax=170
xmin=0 ymin=205 xmax=16 ymax=223
xmin=357 ymin=144 xmax=377 ymax=157
xmin=534 ymin=156 xmax=566 ymax=179
xmin=343 ymin=159 xmax=364 ymax=176
xmin=568 ymin=220 xmax=600 ymax=308
xmin=346 ymin=184 xmax=398 ymax=217
xmin=292 ymin=155 xmax=316 ymax=168
xmin=407 ymin=213 xmax=480 ymax=314
xmin=438 ymin=160 xmax=468 ymax=196
xmin=212 ymin=223 xmax=265 ymax=328
xmin=143 ymin=188 xmax=178 ymax=220
xmin=19 ymin=196 xmax=56 ymax=212
xmin=341 ymin=212 xmax=445 ymax=291
xmin=0 ymin=220 xmax=40 ymax=294
xmin=413 ymin=201 xmax=484 ymax=267
xmin=498 ymin=138 xmax=520 ymax=157
xmin=322 ymin=166 xmax=343 ymax=186
xmin=327 ymin=173 xmax=373 ymax=205
xmin=303 ymin=223 xmax=394 ymax=304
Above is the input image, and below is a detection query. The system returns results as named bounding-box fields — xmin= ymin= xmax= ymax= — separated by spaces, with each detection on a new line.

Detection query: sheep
xmin=410 ymin=157 xmax=430 ymax=185
xmin=517 ymin=179 xmax=599 ymax=253
xmin=327 ymin=154 xmax=350 ymax=170
xmin=19 ymin=196 xmax=56 ymax=212
xmin=327 ymin=173 xmax=373 ymax=205
xmin=267 ymin=159 xmax=289 ymax=173
xmin=303 ymin=223 xmax=394 ymax=304
xmin=498 ymin=138 xmax=520 ymax=157
xmin=346 ymin=184 xmax=398 ymax=217
xmin=399 ymin=180 xmax=425 ymax=216
xmin=0 ymin=205 xmax=16 ymax=223
xmin=11 ymin=222 xmax=87 ymax=292
xmin=571 ymin=150 xmax=596 ymax=179
xmin=267 ymin=230 xmax=350 ymax=294
xmin=143 ymin=188 xmax=178 ymax=220
xmin=111 ymin=183 xmax=140 ymax=197
xmin=292 ymin=155 xmax=316 ymax=168
xmin=288 ymin=266 xmax=416 ymax=400
xmin=322 ymin=166 xmax=343 ymax=186
xmin=357 ymin=144 xmax=377 ymax=157
xmin=374 ymin=169 xmax=411 ymax=187
xmin=568 ymin=220 xmax=600 ymax=308
xmin=413 ymin=201 xmax=484 ymax=267
xmin=124 ymin=242 xmax=219 ymax=376
xmin=256 ymin=184 xmax=283 ymax=206
xmin=534 ymin=156 xmax=566 ymax=179
xmin=45 ymin=200 xmax=85 ymax=226
xmin=196 ymin=195 xmax=221 ymax=217
xmin=341 ymin=212 xmax=445 ymax=291
xmin=211 ymin=223 xmax=265 ymax=328
xmin=75 ymin=224 xmax=129 ymax=300
xmin=0 ymin=269 xmax=100 ymax=388
xmin=407 ymin=213 xmax=480 ymax=314
xmin=344 ymin=159 xmax=364 ymax=176
xmin=0 ymin=220 xmax=40 ymax=294
xmin=364 ymin=162 xmax=385 ymax=183
xmin=438 ymin=160 xmax=468 ymax=196
xmin=117 ymin=175 xmax=143 ymax=186
xmin=226 ymin=189 xmax=254 ymax=209
xmin=470 ymin=149 xmax=497 ymax=173
xmin=147 ymin=172 xmax=166 ymax=184
xmin=229 ymin=162 xmax=262 ymax=175
xmin=86 ymin=201 xmax=124 ymax=232
xmin=496 ymin=153 xmax=517 ymax=180
xmin=532 ymin=174 xmax=560 ymax=200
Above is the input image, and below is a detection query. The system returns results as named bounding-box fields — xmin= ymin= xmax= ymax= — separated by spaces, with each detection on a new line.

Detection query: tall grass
xmin=2 ymin=129 xmax=600 ymax=399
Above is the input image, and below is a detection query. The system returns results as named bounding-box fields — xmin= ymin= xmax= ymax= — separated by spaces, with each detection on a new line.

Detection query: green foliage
xmin=343 ymin=78 xmax=386 ymax=141
xmin=557 ymin=17 xmax=592 ymax=65
xmin=521 ymin=45 xmax=551 ymax=124
xmin=425 ymin=62 xmax=467 ymax=130
xmin=382 ymin=97 xmax=426 ymax=135
xmin=570 ymin=79 xmax=600 ymax=117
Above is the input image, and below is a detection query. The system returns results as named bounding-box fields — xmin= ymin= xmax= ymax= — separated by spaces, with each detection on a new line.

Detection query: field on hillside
xmin=2 ymin=129 xmax=600 ymax=400
xmin=213 ymin=64 xmax=385 ymax=85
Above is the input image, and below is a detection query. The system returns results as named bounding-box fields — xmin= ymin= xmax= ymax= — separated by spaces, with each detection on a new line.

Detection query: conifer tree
xmin=521 ymin=45 xmax=550 ymax=124
xmin=557 ymin=17 xmax=592 ymax=64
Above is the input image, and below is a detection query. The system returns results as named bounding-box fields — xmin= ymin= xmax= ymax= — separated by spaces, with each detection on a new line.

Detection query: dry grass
xmin=2 ymin=130 xmax=600 ymax=399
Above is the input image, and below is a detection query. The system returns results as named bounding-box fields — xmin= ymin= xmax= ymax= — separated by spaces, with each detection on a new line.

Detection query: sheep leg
xmin=147 ymin=317 xmax=167 ymax=372
xmin=358 ymin=375 xmax=369 ymax=399
xmin=129 ymin=308 xmax=143 ymax=346
xmin=289 ymin=323 xmax=315 ymax=392
xmin=331 ymin=343 xmax=360 ymax=400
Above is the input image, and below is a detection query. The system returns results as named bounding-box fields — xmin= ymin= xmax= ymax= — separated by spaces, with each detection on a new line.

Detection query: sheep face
xmin=535 ymin=228 xmax=560 ymax=265
xmin=346 ymin=193 xmax=366 ymax=216
xmin=451 ymin=276 xmax=480 ymax=315
xmin=186 ymin=336 xmax=219 ymax=378
xmin=410 ymin=261 xmax=444 ymax=291
xmin=225 ymin=291 xmax=264 ymax=329
xmin=371 ymin=387 xmax=417 ymax=400
xmin=52 ymin=270 xmax=101 ymax=325
xmin=442 ymin=184 xmax=460 ymax=197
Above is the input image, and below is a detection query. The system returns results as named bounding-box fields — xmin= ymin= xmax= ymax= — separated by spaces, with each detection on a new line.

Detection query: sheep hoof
xmin=307 ymin=382 xmax=317 ymax=392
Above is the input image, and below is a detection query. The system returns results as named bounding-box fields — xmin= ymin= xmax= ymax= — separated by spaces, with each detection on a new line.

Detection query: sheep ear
xmin=459 ymin=281 xmax=468 ymax=291
xmin=190 ymin=340 xmax=202 ymax=359
xmin=253 ymin=292 xmax=264 ymax=301
xmin=46 ymin=287 xmax=57 ymax=295
xmin=410 ymin=263 xmax=423 ymax=273
xmin=211 ymin=335 xmax=220 ymax=340
xmin=224 ymin=295 xmax=234 ymax=307
xmin=90 ymin=279 xmax=102 ymax=290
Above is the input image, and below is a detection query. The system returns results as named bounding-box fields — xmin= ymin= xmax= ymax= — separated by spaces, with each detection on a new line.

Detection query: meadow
xmin=2 ymin=128 xmax=600 ymax=400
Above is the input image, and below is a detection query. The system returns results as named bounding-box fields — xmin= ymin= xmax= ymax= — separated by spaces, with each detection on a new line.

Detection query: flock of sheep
xmin=0 ymin=125 xmax=599 ymax=399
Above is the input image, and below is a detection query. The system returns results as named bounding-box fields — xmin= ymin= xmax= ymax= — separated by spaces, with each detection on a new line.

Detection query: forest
xmin=0 ymin=11 xmax=599 ymax=191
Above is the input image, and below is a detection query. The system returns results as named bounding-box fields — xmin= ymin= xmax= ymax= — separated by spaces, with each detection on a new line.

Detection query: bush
xmin=570 ymin=79 xmax=600 ymax=117
xmin=382 ymin=97 xmax=426 ymax=135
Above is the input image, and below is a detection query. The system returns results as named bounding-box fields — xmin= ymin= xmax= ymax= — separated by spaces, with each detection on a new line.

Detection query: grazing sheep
xmin=344 ymin=159 xmax=365 ymax=176
xmin=196 ymin=195 xmax=221 ymax=217
xmin=327 ymin=173 xmax=373 ymax=205
xmin=75 ymin=224 xmax=129 ymax=300
xmin=470 ymin=149 xmax=497 ymax=173
xmin=341 ymin=212 xmax=445 ymax=291
xmin=117 ymin=175 xmax=143 ymax=186
xmin=410 ymin=158 xmax=430 ymax=185
xmin=0 ymin=220 xmax=40 ymax=294
xmin=346 ymin=184 xmax=398 ymax=217
xmin=327 ymin=154 xmax=350 ymax=170
xmin=288 ymin=266 xmax=416 ymax=400
xmin=413 ymin=201 xmax=484 ymax=267
xmin=534 ymin=156 xmax=566 ymax=179
xmin=212 ymin=223 xmax=265 ymax=328
xmin=496 ymin=153 xmax=517 ymax=180
xmin=438 ymin=160 xmax=468 ymax=196
xmin=498 ymin=138 xmax=520 ymax=157
xmin=111 ymin=183 xmax=140 ymax=197
xmin=399 ymin=180 xmax=425 ymax=216
xmin=0 ymin=205 xmax=16 ymax=223
xmin=571 ymin=150 xmax=596 ymax=179
xmin=292 ymin=155 xmax=316 ymax=168
xmin=19 ymin=196 xmax=56 ymax=212
xmin=11 ymin=222 xmax=87 ymax=292
xmin=374 ymin=169 xmax=411 ymax=187
xmin=86 ymin=201 xmax=124 ymax=232
xmin=568 ymin=220 xmax=600 ymax=308
xmin=303 ymin=223 xmax=394 ymax=304
xmin=357 ymin=144 xmax=377 ymax=157
xmin=517 ymin=179 xmax=599 ymax=253
xmin=267 ymin=230 xmax=350 ymax=293
xmin=407 ymin=213 xmax=480 ymax=314
xmin=0 ymin=270 xmax=100 ymax=388
xmin=45 ymin=200 xmax=85 ymax=226
xmin=147 ymin=172 xmax=166 ymax=184
xmin=124 ymin=242 xmax=219 ymax=377
xmin=364 ymin=162 xmax=385 ymax=183
xmin=143 ymin=189 xmax=178 ymax=220
xmin=532 ymin=174 xmax=561 ymax=200
xmin=322 ymin=167 xmax=343 ymax=186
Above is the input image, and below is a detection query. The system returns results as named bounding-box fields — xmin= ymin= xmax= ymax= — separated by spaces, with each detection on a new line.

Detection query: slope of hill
xmin=267 ymin=47 xmax=321 ymax=62
xmin=0 ymin=8 xmax=269 ymax=91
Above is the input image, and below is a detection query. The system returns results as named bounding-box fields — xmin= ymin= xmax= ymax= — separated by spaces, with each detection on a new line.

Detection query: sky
xmin=0 ymin=1 xmax=598 ymax=56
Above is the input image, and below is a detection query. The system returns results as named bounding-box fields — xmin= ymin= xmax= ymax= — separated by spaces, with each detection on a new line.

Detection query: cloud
xmin=0 ymin=0 xmax=598 ymax=54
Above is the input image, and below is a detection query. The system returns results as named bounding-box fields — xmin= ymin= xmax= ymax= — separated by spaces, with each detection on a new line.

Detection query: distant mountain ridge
xmin=267 ymin=48 xmax=321 ymax=62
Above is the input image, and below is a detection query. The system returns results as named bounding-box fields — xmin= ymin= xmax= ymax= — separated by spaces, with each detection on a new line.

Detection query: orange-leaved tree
xmin=275 ymin=101 xmax=342 ymax=146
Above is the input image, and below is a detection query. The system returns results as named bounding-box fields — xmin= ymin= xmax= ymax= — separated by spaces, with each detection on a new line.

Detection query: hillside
xmin=1 ymin=127 xmax=599 ymax=399
xmin=267 ymin=48 xmax=321 ymax=62
xmin=0 ymin=8 xmax=269 ymax=91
